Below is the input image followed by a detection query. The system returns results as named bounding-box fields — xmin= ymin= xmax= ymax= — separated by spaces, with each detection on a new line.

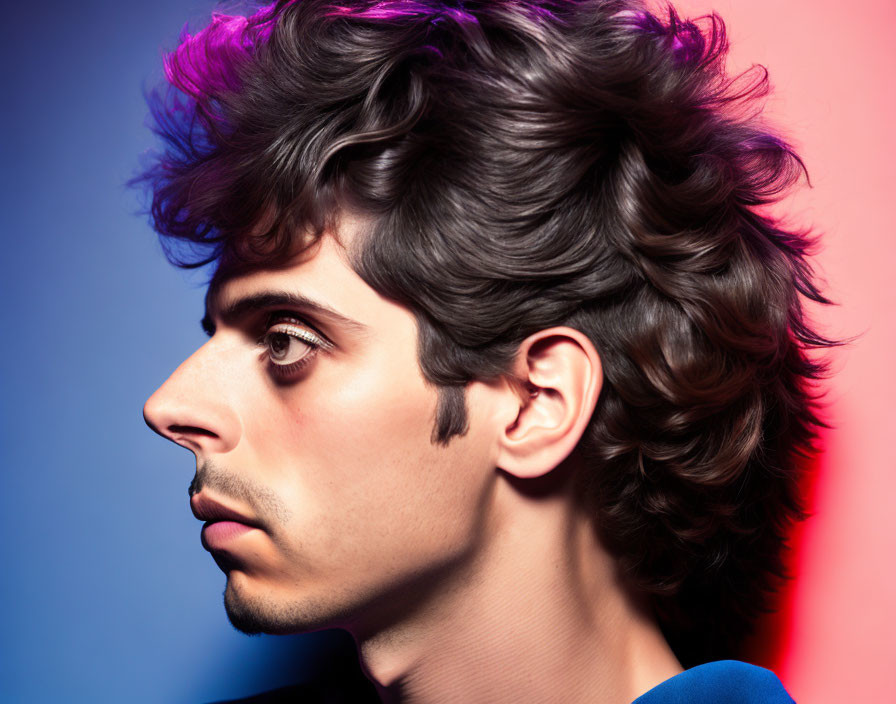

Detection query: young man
xmin=140 ymin=1 xmax=831 ymax=701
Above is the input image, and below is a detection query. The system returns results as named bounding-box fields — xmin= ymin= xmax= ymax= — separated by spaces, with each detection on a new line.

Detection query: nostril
xmin=169 ymin=424 xmax=219 ymax=438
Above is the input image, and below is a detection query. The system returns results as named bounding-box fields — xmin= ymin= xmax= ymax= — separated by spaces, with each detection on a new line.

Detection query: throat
xmin=352 ymin=500 xmax=682 ymax=704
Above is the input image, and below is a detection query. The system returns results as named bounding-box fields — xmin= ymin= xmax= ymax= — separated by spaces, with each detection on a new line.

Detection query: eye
xmin=261 ymin=316 xmax=332 ymax=376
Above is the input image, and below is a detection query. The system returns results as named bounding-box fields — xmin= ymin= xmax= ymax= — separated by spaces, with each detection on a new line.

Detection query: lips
xmin=191 ymin=493 xmax=258 ymax=526
xmin=191 ymin=493 xmax=261 ymax=552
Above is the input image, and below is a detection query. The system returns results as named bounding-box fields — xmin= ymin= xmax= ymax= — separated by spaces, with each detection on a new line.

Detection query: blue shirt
xmin=633 ymin=660 xmax=795 ymax=704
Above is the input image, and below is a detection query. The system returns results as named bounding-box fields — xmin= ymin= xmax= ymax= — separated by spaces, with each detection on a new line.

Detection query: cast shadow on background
xmin=205 ymin=629 xmax=377 ymax=703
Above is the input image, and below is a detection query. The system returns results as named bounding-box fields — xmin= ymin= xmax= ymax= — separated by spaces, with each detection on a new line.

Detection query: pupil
xmin=270 ymin=333 xmax=290 ymax=359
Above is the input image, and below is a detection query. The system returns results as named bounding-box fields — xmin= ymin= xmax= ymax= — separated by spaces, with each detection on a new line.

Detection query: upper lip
xmin=191 ymin=493 xmax=259 ymax=527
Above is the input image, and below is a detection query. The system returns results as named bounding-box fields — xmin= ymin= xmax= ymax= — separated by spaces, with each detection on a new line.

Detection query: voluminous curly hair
xmin=136 ymin=0 xmax=834 ymax=666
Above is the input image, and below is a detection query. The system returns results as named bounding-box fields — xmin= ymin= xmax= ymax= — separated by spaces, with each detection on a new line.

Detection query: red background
xmin=663 ymin=1 xmax=896 ymax=700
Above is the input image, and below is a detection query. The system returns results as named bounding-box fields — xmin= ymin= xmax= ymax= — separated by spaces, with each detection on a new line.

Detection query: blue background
xmin=0 ymin=1 xmax=348 ymax=701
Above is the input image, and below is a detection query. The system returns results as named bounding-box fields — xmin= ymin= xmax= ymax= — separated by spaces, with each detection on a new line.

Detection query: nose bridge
xmin=143 ymin=337 xmax=242 ymax=455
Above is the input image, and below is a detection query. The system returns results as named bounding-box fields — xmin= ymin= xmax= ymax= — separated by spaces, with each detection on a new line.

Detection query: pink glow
xmin=165 ymin=1 xmax=485 ymax=103
xmin=665 ymin=0 xmax=896 ymax=700
xmin=325 ymin=1 xmax=479 ymax=24
xmin=164 ymin=5 xmax=283 ymax=99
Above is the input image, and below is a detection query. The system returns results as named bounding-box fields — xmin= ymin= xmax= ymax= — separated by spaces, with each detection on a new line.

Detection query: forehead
xmin=209 ymin=236 xmax=344 ymax=308
xmin=204 ymin=230 xmax=401 ymax=335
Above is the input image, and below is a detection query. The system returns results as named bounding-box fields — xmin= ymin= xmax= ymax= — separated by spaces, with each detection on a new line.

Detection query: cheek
xmin=289 ymin=339 xmax=441 ymax=468
xmin=261 ymin=357 xmax=493 ymax=557
xmin=237 ymin=323 xmax=502 ymax=573
xmin=297 ymin=360 xmax=447 ymax=509
xmin=239 ymin=350 xmax=442 ymax=508
xmin=320 ymin=364 xmax=437 ymax=454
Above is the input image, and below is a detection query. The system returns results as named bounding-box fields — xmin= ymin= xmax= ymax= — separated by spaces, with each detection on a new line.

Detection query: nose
xmin=143 ymin=340 xmax=242 ymax=455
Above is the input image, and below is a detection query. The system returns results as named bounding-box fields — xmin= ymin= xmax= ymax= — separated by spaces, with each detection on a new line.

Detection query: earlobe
xmin=497 ymin=328 xmax=602 ymax=479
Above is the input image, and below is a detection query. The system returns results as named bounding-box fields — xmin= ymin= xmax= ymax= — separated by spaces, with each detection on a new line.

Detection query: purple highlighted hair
xmin=136 ymin=0 xmax=836 ymax=666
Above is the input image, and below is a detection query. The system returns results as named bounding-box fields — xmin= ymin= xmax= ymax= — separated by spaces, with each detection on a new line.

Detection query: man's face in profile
xmin=143 ymin=218 xmax=504 ymax=637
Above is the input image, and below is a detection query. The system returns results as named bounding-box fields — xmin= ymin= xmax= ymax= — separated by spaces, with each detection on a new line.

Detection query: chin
xmin=221 ymin=571 xmax=345 ymax=636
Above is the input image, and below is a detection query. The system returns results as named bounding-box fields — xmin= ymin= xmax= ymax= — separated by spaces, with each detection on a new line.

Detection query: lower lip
xmin=201 ymin=521 xmax=257 ymax=551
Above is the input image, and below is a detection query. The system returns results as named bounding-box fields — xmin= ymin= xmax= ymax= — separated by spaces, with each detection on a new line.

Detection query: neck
xmin=349 ymin=471 xmax=682 ymax=704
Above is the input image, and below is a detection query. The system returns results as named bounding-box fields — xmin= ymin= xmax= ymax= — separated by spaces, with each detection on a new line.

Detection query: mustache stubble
xmin=189 ymin=459 xmax=294 ymax=526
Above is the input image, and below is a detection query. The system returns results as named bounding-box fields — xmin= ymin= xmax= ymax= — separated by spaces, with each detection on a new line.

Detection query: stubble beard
xmin=222 ymin=572 xmax=328 ymax=635
xmin=220 ymin=569 xmax=364 ymax=636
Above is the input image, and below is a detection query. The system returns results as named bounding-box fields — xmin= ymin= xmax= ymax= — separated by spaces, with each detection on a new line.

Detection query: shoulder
xmin=632 ymin=660 xmax=795 ymax=704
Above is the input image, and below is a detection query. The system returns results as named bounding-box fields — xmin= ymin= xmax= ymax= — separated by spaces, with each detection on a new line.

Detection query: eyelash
xmin=259 ymin=313 xmax=333 ymax=379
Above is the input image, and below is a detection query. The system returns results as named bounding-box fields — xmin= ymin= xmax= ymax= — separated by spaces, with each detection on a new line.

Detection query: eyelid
xmin=263 ymin=313 xmax=334 ymax=349
xmin=266 ymin=322 xmax=332 ymax=350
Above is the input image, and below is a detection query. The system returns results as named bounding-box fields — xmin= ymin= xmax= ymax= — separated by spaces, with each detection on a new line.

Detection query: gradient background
xmin=0 ymin=1 xmax=892 ymax=702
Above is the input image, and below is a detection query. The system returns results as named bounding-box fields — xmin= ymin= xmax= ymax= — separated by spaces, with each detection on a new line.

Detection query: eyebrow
xmin=201 ymin=290 xmax=369 ymax=337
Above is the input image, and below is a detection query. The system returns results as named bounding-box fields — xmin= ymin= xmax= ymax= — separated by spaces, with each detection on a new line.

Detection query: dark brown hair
xmin=136 ymin=0 xmax=835 ymax=665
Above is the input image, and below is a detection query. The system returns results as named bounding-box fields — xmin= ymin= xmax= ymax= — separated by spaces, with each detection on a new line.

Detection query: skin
xmin=144 ymin=215 xmax=682 ymax=703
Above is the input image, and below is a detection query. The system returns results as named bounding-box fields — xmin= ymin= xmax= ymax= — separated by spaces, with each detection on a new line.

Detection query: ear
xmin=496 ymin=327 xmax=602 ymax=479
